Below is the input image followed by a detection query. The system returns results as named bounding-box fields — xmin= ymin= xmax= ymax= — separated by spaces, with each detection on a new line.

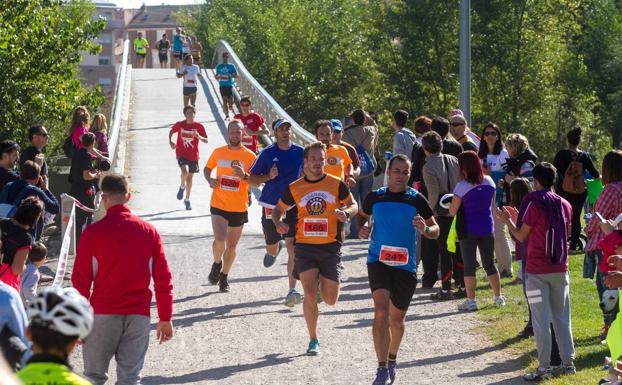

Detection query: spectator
xmin=19 ymin=242 xmax=47 ymax=306
xmin=89 ymin=113 xmax=109 ymax=157
xmin=0 ymin=280 xmax=29 ymax=372
xmin=0 ymin=197 xmax=44 ymax=290
xmin=586 ymin=150 xmax=622 ymax=336
xmin=19 ymin=125 xmax=49 ymax=178
xmin=449 ymin=111 xmax=478 ymax=152
xmin=478 ymin=122 xmax=513 ymax=278
xmin=72 ymin=174 xmax=173 ymax=385
xmin=1 ymin=161 xmax=59 ymax=241
xmin=553 ymin=126 xmax=600 ymax=251
xmin=68 ymin=106 xmax=90 ymax=151
xmin=331 ymin=119 xmax=360 ymax=178
xmin=412 ymin=115 xmax=432 ymax=145
xmin=503 ymin=133 xmax=538 ymax=201
xmin=0 ymin=140 xmax=20 ymax=191
xmin=342 ymin=109 xmax=378 ymax=239
xmin=421 ymin=131 xmax=463 ymax=296
xmin=449 ymin=151 xmax=503 ymax=310
xmin=499 ymin=162 xmax=575 ymax=381
xmin=391 ymin=109 xmax=417 ymax=158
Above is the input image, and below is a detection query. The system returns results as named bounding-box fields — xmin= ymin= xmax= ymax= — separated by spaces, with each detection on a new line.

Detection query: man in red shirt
xmin=233 ymin=96 xmax=269 ymax=154
xmin=169 ymin=105 xmax=208 ymax=210
xmin=72 ymin=174 xmax=174 ymax=385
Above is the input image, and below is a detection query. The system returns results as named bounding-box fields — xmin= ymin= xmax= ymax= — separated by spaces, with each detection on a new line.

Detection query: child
xmin=16 ymin=287 xmax=93 ymax=385
xmin=19 ymin=242 xmax=47 ymax=306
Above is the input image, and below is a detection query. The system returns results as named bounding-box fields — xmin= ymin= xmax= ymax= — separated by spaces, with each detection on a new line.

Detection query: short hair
xmin=431 ymin=117 xmax=450 ymax=138
xmin=222 ymin=52 xmax=229 ymax=58
xmin=413 ymin=116 xmax=432 ymax=135
xmin=0 ymin=140 xmax=19 ymax=159
xmin=29 ymin=321 xmax=77 ymax=353
xmin=240 ymin=96 xmax=251 ymax=105
xmin=422 ymin=131 xmax=442 ymax=154
xmin=509 ymin=177 xmax=532 ymax=209
xmin=101 ymin=174 xmax=129 ymax=195
xmin=388 ymin=154 xmax=411 ymax=170
xmin=13 ymin=196 xmax=44 ymax=228
xmin=314 ymin=119 xmax=332 ymax=135
xmin=393 ymin=110 xmax=409 ymax=127
xmin=458 ymin=151 xmax=484 ymax=185
xmin=303 ymin=141 xmax=326 ymax=159
xmin=81 ymin=132 xmax=95 ymax=147
xmin=28 ymin=242 xmax=47 ymax=263
xmin=228 ymin=119 xmax=243 ymax=131
xmin=28 ymin=125 xmax=46 ymax=141
xmin=20 ymin=160 xmax=41 ymax=181
xmin=506 ymin=133 xmax=529 ymax=155
xmin=602 ymin=149 xmax=622 ymax=185
xmin=566 ymin=126 xmax=582 ymax=147
xmin=533 ymin=162 xmax=557 ymax=188
xmin=183 ymin=105 xmax=195 ymax=115
xmin=350 ymin=109 xmax=366 ymax=125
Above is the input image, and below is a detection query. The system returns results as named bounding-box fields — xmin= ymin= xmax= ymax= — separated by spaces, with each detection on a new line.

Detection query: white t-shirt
xmin=179 ymin=64 xmax=200 ymax=88
xmin=483 ymin=148 xmax=510 ymax=173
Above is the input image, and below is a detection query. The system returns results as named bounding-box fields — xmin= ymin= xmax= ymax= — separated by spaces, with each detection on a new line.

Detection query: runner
xmin=172 ymin=27 xmax=184 ymax=68
xmin=176 ymin=54 xmax=203 ymax=107
xmin=168 ymin=105 xmax=208 ymax=210
xmin=314 ymin=119 xmax=354 ymax=185
xmin=156 ymin=33 xmax=170 ymax=68
xmin=233 ymin=96 xmax=270 ymax=154
xmin=205 ymin=119 xmax=257 ymax=293
xmin=248 ymin=119 xmax=304 ymax=306
xmin=215 ymin=52 xmax=238 ymax=120
xmin=358 ymin=154 xmax=439 ymax=385
xmin=272 ymin=141 xmax=358 ymax=355
xmin=133 ymin=32 xmax=148 ymax=69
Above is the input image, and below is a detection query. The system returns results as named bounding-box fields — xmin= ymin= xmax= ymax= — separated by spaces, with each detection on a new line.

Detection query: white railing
xmin=108 ymin=38 xmax=130 ymax=167
xmin=210 ymin=40 xmax=316 ymax=147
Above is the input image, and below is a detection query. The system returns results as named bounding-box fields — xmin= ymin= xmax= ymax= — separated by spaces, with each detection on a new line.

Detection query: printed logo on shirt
xmin=180 ymin=129 xmax=196 ymax=148
xmin=217 ymin=159 xmax=245 ymax=169
xmin=327 ymin=156 xmax=341 ymax=166
xmin=272 ymin=157 xmax=279 ymax=162
xmin=305 ymin=196 xmax=327 ymax=215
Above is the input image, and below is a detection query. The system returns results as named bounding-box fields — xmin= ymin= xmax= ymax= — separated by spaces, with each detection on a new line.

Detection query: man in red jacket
xmin=72 ymin=173 xmax=174 ymax=385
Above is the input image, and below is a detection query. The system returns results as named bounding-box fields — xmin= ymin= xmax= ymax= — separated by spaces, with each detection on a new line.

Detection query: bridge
xmin=63 ymin=41 xmax=522 ymax=384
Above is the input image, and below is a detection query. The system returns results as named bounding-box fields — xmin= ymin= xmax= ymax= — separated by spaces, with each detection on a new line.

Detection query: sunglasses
xmin=484 ymin=131 xmax=498 ymax=137
xmin=240 ymin=103 xmax=250 ymax=107
xmin=450 ymin=122 xmax=465 ymax=127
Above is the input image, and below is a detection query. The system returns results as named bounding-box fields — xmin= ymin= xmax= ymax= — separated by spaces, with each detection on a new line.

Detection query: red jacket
xmin=72 ymin=204 xmax=173 ymax=321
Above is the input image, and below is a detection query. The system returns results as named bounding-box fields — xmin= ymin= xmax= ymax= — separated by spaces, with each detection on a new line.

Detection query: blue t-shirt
xmin=454 ymin=176 xmax=496 ymax=238
xmin=0 ymin=282 xmax=28 ymax=348
xmin=362 ymin=187 xmax=434 ymax=273
xmin=215 ymin=63 xmax=237 ymax=87
xmin=172 ymin=34 xmax=183 ymax=52
xmin=250 ymin=143 xmax=304 ymax=207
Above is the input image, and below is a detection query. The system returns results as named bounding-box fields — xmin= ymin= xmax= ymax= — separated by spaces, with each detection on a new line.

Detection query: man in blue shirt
xmin=358 ymin=154 xmax=438 ymax=385
xmin=215 ymin=52 xmax=238 ymax=119
xmin=172 ymin=27 xmax=184 ymax=68
xmin=249 ymin=119 xmax=304 ymax=307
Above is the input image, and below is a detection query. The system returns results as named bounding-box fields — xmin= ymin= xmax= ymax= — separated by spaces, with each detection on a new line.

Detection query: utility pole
xmin=459 ymin=0 xmax=471 ymax=125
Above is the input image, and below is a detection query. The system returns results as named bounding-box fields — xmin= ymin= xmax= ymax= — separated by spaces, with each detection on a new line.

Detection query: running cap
xmin=274 ymin=119 xmax=292 ymax=130
xmin=330 ymin=119 xmax=343 ymax=132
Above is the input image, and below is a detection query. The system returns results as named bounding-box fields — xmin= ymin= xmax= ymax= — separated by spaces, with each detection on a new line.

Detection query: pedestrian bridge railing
xmin=210 ymin=40 xmax=316 ymax=147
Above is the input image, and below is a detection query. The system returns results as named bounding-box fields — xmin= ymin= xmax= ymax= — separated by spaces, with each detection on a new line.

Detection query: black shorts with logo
xmin=210 ymin=207 xmax=248 ymax=227
xmin=183 ymin=86 xmax=198 ymax=96
xmin=219 ymin=86 xmax=233 ymax=99
xmin=159 ymin=54 xmax=168 ymax=63
xmin=294 ymin=242 xmax=342 ymax=283
xmin=261 ymin=206 xmax=297 ymax=245
xmin=177 ymin=157 xmax=199 ymax=173
xmin=367 ymin=262 xmax=417 ymax=311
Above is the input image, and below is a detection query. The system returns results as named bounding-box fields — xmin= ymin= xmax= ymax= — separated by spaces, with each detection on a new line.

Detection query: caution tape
xmin=52 ymin=204 xmax=74 ymax=288
xmin=60 ymin=193 xmax=97 ymax=213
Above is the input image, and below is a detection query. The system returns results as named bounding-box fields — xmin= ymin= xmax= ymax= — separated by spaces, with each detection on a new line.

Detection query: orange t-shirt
xmin=278 ymin=174 xmax=353 ymax=244
xmin=205 ymin=145 xmax=257 ymax=212
xmin=324 ymin=144 xmax=352 ymax=180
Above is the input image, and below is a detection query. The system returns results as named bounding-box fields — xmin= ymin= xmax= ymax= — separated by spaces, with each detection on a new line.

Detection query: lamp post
xmin=459 ymin=0 xmax=471 ymax=125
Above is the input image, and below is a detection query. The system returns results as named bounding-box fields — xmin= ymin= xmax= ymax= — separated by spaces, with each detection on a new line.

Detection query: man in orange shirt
xmin=272 ymin=142 xmax=358 ymax=355
xmin=204 ymin=120 xmax=257 ymax=292
xmin=314 ymin=120 xmax=354 ymax=186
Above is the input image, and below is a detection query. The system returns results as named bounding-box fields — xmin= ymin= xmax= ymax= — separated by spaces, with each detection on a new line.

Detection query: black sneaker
xmin=430 ymin=290 xmax=454 ymax=301
xmin=500 ymin=270 xmax=513 ymax=279
xmin=219 ymin=273 xmax=230 ymax=293
xmin=519 ymin=323 xmax=534 ymax=338
xmin=208 ymin=262 xmax=222 ymax=285
xmin=454 ymin=288 xmax=467 ymax=299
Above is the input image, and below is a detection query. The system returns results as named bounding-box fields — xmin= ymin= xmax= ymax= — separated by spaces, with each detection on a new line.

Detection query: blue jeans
xmin=349 ymin=175 xmax=373 ymax=238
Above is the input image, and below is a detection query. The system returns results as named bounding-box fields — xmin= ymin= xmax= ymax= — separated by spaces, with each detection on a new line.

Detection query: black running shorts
xmin=261 ymin=207 xmax=297 ymax=245
xmin=294 ymin=242 xmax=342 ymax=283
xmin=159 ymin=54 xmax=168 ymax=63
xmin=210 ymin=207 xmax=248 ymax=227
xmin=177 ymin=157 xmax=199 ymax=173
xmin=367 ymin=262 xmax=417 ymax=311
xmin=183 ymin=86 xmax=197 ymax=96
xmin=219 ymin=86 xmax=233 ymax=99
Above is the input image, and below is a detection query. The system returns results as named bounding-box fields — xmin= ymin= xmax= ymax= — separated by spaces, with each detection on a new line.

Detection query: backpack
xmin=344 ymin=127 xmax=376 ymax=178
xmin=0 ymin=182 xmax=32 ymax=218
xmin=562 ymin=152 xmax=585 ymax=194
xmin=62 ymin=135 xmax=75 ymax=158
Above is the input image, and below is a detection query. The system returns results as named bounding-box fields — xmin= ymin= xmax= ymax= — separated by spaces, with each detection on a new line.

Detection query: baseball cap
xmin=330 ymin=119 xmax=343 ymax=132
xmin=274 ymin=119 xmax=292 ymax=130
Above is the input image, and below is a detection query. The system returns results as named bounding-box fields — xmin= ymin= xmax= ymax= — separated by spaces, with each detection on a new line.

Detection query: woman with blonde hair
xmin=90 ymin=113 xmax=109 ymax=157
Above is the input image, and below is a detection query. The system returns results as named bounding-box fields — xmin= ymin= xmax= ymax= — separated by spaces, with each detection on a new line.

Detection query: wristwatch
xmin=424 ymin=226 xmax=432 ymax=235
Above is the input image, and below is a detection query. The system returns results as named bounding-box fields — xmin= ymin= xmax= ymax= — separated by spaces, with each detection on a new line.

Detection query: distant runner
xmin=156 ymin=33 xmax=170 ymax=68
xmin=176 ymin=54 xmax=203 ymax=107
xmin=133 ymin=32 xmax=148 ymax=69
xmin=233 ymin=96 xmax=270 ymax=154
xmin=215 ymin=52 xmax=238 ymax=120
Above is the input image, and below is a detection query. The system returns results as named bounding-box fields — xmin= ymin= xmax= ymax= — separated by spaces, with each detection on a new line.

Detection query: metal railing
xmin=210 ymin=40 xmax=316 ymax=147
xmin=108 ymin=38 xmax=130 ymax=167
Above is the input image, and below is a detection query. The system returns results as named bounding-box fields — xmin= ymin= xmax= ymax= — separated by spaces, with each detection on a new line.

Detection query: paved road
xmin=72 ymin=68 xmax=525 ymax=384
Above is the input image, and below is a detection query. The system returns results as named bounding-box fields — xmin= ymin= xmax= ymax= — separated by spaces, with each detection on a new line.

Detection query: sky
xmin=102 ymin=0 xmax=203 ymax=8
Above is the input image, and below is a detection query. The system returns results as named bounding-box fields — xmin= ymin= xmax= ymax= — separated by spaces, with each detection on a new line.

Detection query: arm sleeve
xmin=151 ymin=230 xmax=174 ymax=321
xmin=361 ymin=191 xmax=376 ymax=216
xmin=198 ymin=124 xmax=207 ymax=138
xmin=39 ymin=189 xmax=60 ymax=214
xmin=584 ymin=153 xmax=600 ymax=179
xmin=392 ymin=133 xmax=405 ymax=156
xmin=206 ymin=150 xmax=218 ymax=169
xmin=79 ymin=152 xmax=92 ymax=171
xmin=71 ymin=230 xmax=94 ymax=300
xmin=342 ymin=148 xmax=352 ymax=170
xmin=249 ymin=152 xmax=268 ymax=175
xmin=415 ymin=194 xmax=434 ymax=219
xmin=422 ymin=165 xmax=440 ymax=209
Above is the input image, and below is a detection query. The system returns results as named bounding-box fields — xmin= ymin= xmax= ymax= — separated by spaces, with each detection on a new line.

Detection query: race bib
xmin=303 ymin=218 xmax=328 ymax=237
xmin=187 ymin=79 xmax=196 ymax=84
xmin=220 ymin=175 xmax=241 ymax=192
xmin=264 ymin=207 xmax=273 ymax=219
xmin=242 ymin=135 xmax=253 ymax=146
xmin=379 ymin=245 xmax=409 ymax=266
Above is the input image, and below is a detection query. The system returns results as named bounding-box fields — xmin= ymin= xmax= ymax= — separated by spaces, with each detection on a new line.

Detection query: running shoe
xmin=285 ymin=288 xmax=302 ymax=307
xmin=184 ymin=199 xmax=192 ymax=210
xmin=430 ymin=290 xmax=454 ymax=301
xmin=372 ymin=367 xmax=390 ymax=385
xmin=499 ymin=270 xmax=513 ymax=279
xmin=176 ymin=186 xmax=185 ymax=200
xmin=306 ymin=338 xmax=320 ymax=355
xmin=263 ymin=240 xmax=284 ymax=268
xmin=388 ymin=362 xmax=396 ymax=384
xmin=219 ymin=273 xmax=230 ymax=293
xmin=454 ymin=288 xmax=467 ymax=299
xmin=457 ymin=298 xmax=478 ymax=312
xmin=494 ymin=295 xmax=506 ymax=307
xmin=208 ymin=262 xmax=222 ymax=285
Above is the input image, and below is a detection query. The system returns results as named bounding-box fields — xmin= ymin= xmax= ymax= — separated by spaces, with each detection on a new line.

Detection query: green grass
xmin=474 ymin=252 xmax=609 ymax=384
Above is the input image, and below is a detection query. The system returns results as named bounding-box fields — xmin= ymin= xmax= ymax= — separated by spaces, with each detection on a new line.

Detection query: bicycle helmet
xmin=27 ymin=287 xmax=94 ymax=339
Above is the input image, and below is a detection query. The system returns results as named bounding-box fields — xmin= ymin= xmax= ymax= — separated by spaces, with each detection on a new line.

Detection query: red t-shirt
xmin=523 ymin=198 xmax=572 ymax=274
xmin=234 ymin=112 xmax=265 ymax=153
xmin=171 ymin=121 xmax=207 ymax=161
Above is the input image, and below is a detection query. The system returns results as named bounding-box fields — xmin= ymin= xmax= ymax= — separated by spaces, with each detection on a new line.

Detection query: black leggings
xmin=558 ymin=190 xmax=586 ymax=247
xmin=459 ymin=235 xmax=498 ymax=277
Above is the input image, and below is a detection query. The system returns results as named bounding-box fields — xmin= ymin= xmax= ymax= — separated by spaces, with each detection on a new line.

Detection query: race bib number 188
xmin=379 ymin=245 xmax=409 ymax=266
xmin=220 ymin=175 xmax=241 ymax=191
xmin=303 ymin=218 xmax=328 ymax=237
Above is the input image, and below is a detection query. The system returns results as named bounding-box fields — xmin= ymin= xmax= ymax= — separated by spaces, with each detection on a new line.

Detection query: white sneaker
xmin=285 ymin=289 xmax=302 ymax=307
xmin=458 ymin=298 xmax=478 ymax=312
xmin=494 ymin=295 xmax=506 ymax=307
